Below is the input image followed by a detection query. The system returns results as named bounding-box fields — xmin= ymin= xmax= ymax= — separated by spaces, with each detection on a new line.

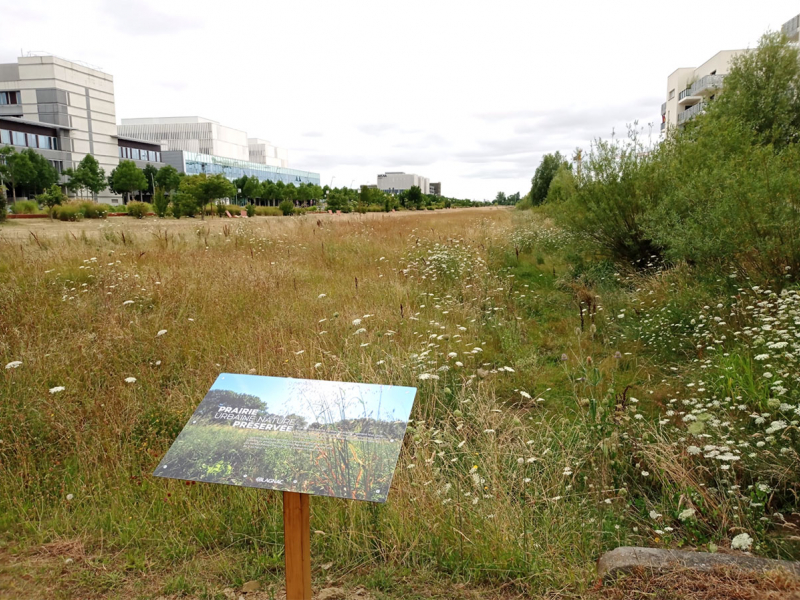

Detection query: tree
xmin=199 ymin=174 xmax=235 ymax=215
xmin=407 ymin=185 xmax=423 ymax=209
xmin=530 ymin=152 xmax=568 ymax=205
xmin=545 ymin=164 xmax=575 ymax=204
xmin=242 ymin=177 xmax=261 ymax=203
xmin=142 ymin=164 xmax=159 ymax=196
xmin=706 ymin=31 xmax=800 ymax=150
xmin=23 ymin=149 xmax=59 ymax=195
xmin=71 ymin=154 xmax=106 ymax=199
xmin=494 ymin=191 xmax=507 ymax=205
xmin=37 ymin=184 xmax=66 ymax=215
xmin=112 ymin=160 xmax=148 ymax=204
xmin=1 ymin=147 xmax=35 ymax=202
xmin=155 ymin=165 xmax=182 ymax=194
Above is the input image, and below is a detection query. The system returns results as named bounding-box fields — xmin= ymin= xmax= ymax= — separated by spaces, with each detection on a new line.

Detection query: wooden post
xmin=283 ymin=491 xmax=311 ymax=600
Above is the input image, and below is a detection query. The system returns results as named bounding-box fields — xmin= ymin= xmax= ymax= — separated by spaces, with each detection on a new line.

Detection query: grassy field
xmin=1 ymin=208 xmax=798 ymax=599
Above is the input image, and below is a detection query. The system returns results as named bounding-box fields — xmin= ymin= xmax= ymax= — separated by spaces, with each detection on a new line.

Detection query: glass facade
xmin=182 ymin=152 xmax=320 ymax=186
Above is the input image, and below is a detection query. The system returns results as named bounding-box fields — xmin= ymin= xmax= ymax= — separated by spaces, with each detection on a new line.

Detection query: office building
xmin=121 ymin=116 xmax=315 ymax=188
xmin=0 ymin=54 xmax=165 ymax=202
xmin=161 ymin=151 xmax=319 ymax=187
xmin=248 ymin=138 xmax=288 ymax=169
xmin=377 ymin=172 xmax=430 ymax=195
xmin=430 ymin=182 xmax=441 ymax=196
xmin=118 ymin=116 xmax=251 ymax=162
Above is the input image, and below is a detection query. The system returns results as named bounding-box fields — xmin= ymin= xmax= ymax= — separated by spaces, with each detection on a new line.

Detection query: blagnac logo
xmin=255 ymin=477 xmax=283 ymax=484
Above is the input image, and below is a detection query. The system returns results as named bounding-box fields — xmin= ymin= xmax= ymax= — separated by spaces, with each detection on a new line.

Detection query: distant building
xmin=120 ymin=116 xmax=316 ymax=187
xmin=161 ymin=151 xmax=319 ymax=187
xmin=118 ymin=116 xmax=251 ymax=162
xmin=429 ymin=182 xmax=441 ymax=196
xmin=0 ymin=54 xmax=164 ymax=202
xmin=377 ymin=172 xmax=430 ymax=194
xmin=662 ymin=50 xmax=746 ymax=131
xmin=248 ymin=138 xmax=288 ymax=169
xmin=783 ymin=13 xmax=800 ymax=42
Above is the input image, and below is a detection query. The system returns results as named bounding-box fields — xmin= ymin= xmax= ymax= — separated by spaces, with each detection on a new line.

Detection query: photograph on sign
xmin=155 ymin=374 xmax=417 ymax=502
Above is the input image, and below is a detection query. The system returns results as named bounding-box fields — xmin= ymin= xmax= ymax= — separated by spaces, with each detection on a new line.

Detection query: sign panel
xmin=154 ymin=374 xmax=417 ymax=502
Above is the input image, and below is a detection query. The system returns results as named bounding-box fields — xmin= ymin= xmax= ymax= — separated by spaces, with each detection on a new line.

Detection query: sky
xmin=1 ymin=1 xmax=798 ymax=200
xmin=210 ymin=374 xmax=416 ymax=425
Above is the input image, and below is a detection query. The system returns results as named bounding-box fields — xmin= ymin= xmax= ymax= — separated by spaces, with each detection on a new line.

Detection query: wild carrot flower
xmin=5 ymin=361 xmax=22 ymax=369
xmin=124 ymin=377 xmax=137 ymax=383
xmin=49 ymin=386 xmax=65 ymax=394
xmin=156 ymin=330 xmax=167 ymax=337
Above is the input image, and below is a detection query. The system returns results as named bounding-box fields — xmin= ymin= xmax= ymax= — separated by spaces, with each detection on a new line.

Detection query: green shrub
xmin=554 ymin=133 xmax=663 ymax=265
xmin=126 ymin=201 xmax=152 ymax=219
xmin=51 ymin=204 xmax=83 ymax=221
xmin=254 ymin=206 xmax=281 ymax=217
xmin=246 ymin=203 xmax=255 ymax=217
xmin=76 ymin=201 xmax=109 ymax=219
xmin=279 ymin=199 xmax=294 ymax=216
xmin=9 ymin=200 xmax=40 ymax=215
xmin=153 ymin=188 xmax=169 ymax=218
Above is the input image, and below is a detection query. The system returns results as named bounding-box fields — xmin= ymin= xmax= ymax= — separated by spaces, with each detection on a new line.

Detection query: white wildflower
xmin=5 ymin=361 xmax=22 ymax=370
xmin=49 ymin=386 xmax=65 ymax=394
xmin=124 ymin=377 xmax=137 ymax=384
xmin=156 ymin=330 xmax=167 ymax=337
xmin=731 ymin=533 xmax=753 ymax=551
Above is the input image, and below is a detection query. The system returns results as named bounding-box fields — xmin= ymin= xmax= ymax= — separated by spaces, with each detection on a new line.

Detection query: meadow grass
xmin=0 ymin=209 xmax=797 ymax=598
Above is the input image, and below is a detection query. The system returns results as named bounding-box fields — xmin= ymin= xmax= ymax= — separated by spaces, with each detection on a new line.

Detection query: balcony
xmin=677 ymin=101 xmax=705 ymax=125
xmin=678 ymin=74 xmax=725 ymax=106
xmin=660 ymin=122 xmax=666 ymax=133
xmin=661 ymin=102 xmax=666 ymax=116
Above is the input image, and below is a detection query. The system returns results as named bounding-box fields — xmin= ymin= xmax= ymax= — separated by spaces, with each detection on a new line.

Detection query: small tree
xmin=0 ymin=147 xmax=35 ymax=202
xmin=407 ymin=185 xmax=423 ymax=209
xmin=37 ymin=184 xmax=65 ymax=216
xmin=142 ymin=164 xmax=158 ymax=196
xmin=112 ymin=160 xmax=148 ymax=204
xmin=74 ymin=154 xmax=106 ymax=199
xmin=153 ymin=187 xmax=169 ymax=217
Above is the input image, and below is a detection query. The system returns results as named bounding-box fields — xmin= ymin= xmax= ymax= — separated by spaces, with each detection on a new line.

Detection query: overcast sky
xmin=2 ymin=1 xmax=798 ymax=200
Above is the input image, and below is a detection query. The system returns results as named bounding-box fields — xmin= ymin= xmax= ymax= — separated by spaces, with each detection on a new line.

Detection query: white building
xmin=118 ymin=116 xmax=251 ymax=162
xmin=661 ymin=50 xmax=747 ymax=131
xmin=377 ymin=172 xmax=430 ymax=195
xmin=783 ymin=13 xmax=800 ymax=42
xmin=0 ymin=54 xmax=163 ymax=203
xmin=248 ymin=138 xmax=288 ymax=168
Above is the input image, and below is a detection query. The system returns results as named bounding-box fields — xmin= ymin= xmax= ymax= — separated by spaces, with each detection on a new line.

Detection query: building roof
xmin=0 ymin=116 xmax=74 ymax=131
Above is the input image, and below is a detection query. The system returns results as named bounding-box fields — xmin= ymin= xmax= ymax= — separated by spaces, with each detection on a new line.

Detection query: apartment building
xmin=661 ymin=50 xmax=746 ymax=131
xmin=377 ymin=172 xmax=430 ymax=195
xmin=662 ymin=13 xmax=800 ymax=131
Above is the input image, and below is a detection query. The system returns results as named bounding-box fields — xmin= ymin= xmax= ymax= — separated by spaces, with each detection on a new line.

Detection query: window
xmin=38 ymin=135 xmax=51 ymax=149
xmin=131 ymin=148 xmax=140 ymax=160
xmin=118 ymin=146 xmax=123 ymax=158
xmin=668 ymin=89 xmax=675 ymax=100
xmin=12 ymin=131 xmax=25 ymax=146
xmin=51 ymin=137 xmax=59 ymax=150
xmin=0 ymin=91 xmax=20 ymax=105
xmin=0 ymin=130 xmax=9 ymax=145
xmin=156 ymin=151 xmax=161 ymax=162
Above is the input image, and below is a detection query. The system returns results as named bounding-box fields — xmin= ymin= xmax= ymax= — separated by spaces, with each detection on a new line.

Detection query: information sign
xmin=155 ymin=374 xmax=417 ymax=503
